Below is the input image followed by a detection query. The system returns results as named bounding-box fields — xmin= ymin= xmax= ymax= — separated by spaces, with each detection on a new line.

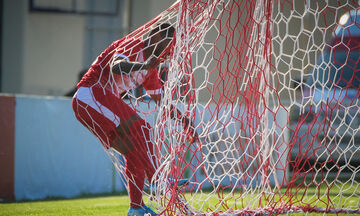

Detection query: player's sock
xmin=125 ymin=152 xmax=146 ymax=209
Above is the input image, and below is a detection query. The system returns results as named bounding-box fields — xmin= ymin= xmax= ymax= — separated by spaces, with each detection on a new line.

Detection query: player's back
xmin=77 ymin=38 xmax=145 ymax=93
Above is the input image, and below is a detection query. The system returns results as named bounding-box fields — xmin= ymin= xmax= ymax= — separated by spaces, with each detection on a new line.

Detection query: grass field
xmin=1 ymin=191 xmax=359 ymax=216
xmin=0 ymin=181 xmax=358 ymax=216
xmin=0 ymin=195 xmax=129 ymax=216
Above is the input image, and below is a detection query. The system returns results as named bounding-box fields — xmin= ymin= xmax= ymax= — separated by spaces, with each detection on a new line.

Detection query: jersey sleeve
xmin=142 ymin=68 xmax=163 ymax=95
xmin=114 ymin=46 xmax=129 ymax=60
xmin=113 ymin=38 xmax=141 ymax=61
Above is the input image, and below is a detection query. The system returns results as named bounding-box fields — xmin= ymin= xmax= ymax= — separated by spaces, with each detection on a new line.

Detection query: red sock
xmin=125 ymin=119 xmax=157 ymax=208
xmin=126 ymin=151 xmax=145 ymax=208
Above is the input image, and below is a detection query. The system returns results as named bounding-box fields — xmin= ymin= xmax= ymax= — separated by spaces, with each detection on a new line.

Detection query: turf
xmin=0 ymin=195 xmax=129 ymax=216
xmin=1 ymin=187 xmax=359 ymax=216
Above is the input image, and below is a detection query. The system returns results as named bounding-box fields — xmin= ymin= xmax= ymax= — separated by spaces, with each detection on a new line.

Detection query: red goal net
xmin=102 ymin=0 xmax=360 ymax=215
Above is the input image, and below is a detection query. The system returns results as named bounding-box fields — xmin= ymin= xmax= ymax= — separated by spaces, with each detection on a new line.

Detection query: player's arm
xmin=150 ymin=94 xmax=162 ymax=105
xmin=150 ymin=94 xmax=198 ymax=144
xmin=111 ymin=55 xmax=157 ymax=75
xmin=170 ymin=105 xmax=198 ymax=144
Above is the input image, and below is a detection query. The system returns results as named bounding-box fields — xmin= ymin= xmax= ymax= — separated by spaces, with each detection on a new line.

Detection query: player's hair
xmin=149 ymin=23 xmax=175 ymax=38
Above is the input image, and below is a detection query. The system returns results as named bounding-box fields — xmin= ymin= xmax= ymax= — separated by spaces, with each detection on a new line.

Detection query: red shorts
xmin=72 ymin=86 xmax=152 ymax=155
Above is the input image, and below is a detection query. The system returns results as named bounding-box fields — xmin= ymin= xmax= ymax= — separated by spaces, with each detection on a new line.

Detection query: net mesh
xmin=148 ymin=0 xmax=359 ymax=215
xmin=75 ymin=0 xmax=360 ymax=215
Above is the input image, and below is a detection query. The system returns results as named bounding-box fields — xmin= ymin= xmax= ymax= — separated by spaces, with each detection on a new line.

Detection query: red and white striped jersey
xmin=77 ymin=38 xmax=163 ymax=96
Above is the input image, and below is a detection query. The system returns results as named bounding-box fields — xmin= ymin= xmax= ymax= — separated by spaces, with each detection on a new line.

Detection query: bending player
xmin=72 ymin=23 xmax=196 ymax=216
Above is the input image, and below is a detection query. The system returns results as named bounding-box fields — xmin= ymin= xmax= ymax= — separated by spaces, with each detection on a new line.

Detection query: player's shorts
xmin=72 ymin=85 xmax=151 ymax=155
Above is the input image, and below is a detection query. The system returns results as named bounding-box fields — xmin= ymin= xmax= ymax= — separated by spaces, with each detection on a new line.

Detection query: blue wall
xmin=14 ymin=95 xmax=125 ymax=200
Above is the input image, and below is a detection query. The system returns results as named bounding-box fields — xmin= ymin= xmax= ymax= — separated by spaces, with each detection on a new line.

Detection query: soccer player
xmin=72 ymin=23 xmax=195 ymax=216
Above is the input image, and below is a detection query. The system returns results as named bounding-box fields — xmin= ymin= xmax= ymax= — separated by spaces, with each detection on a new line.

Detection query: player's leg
xmin=124 ymin=160 xmax=156 ymax=215
xmin=112 ymin=110 xmax=158 ymax=215
xmin=89 ymin=87 xmax=157 ymax=180
xmin=109 ymin=114 xmax=149 ymax=208
xmin=88 ymin=87 xmax=157 ymax=213
xmin=121 ymin=116 xmax=157 ymax=181
xmin=73 ymin=89 xmax=156 ymax=215
xmin=111 ymin=110 xmax=157 ymax=208
xmin=125 ymin=150 xmax=146 ymax=208
xmin=72 ymin=88 xmax=116 ymax=149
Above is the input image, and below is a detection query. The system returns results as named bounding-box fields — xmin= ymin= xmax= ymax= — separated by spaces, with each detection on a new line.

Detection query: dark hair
xmin=149 ymin=23 xmax=175 ymax=38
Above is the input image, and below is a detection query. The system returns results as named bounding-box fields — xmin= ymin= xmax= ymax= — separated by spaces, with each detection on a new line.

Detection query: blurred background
xmin=1 ymin=0 xmax=175 ymax=96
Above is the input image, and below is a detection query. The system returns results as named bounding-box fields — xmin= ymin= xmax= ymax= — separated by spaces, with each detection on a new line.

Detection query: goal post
xmin=102 ymin=0 xmax=360 ymax=215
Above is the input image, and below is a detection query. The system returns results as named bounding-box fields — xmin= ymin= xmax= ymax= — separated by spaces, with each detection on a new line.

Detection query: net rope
xmin=75 ymin=0 xmax=360 ymax=215
xmin=150 ymin=0 xmax=360 ymax=215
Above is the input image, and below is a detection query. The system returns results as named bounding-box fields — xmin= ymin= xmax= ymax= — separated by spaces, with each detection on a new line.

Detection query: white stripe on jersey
xmin=74 ymin=87 xmax=121 ymax=127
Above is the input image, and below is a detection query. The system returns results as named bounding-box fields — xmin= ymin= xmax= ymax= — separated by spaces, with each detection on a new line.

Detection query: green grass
xmin=0 ymin=195 xmax=130 ymax=216
xmin=1 ymin=189 xmax=359 ymax=216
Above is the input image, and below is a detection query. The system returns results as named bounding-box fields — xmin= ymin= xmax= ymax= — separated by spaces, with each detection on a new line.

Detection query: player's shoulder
xmin=114 ymin=37 xmax=145 ymax=55
xmin=123 ymin=37 xmax=144 ymax=49
xmin=110 ymin=38 xmax=126 ymax=48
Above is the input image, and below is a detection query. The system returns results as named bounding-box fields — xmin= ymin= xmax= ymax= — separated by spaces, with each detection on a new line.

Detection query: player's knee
xmin=112 ymin=135 xmax=134 ymax=154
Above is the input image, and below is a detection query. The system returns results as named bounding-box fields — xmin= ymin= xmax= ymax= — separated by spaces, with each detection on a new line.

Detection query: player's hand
xmin=186 ymin=129 xmax=198 ymax=144
xmin=183 ymin=118 xmax=198 ymax=144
